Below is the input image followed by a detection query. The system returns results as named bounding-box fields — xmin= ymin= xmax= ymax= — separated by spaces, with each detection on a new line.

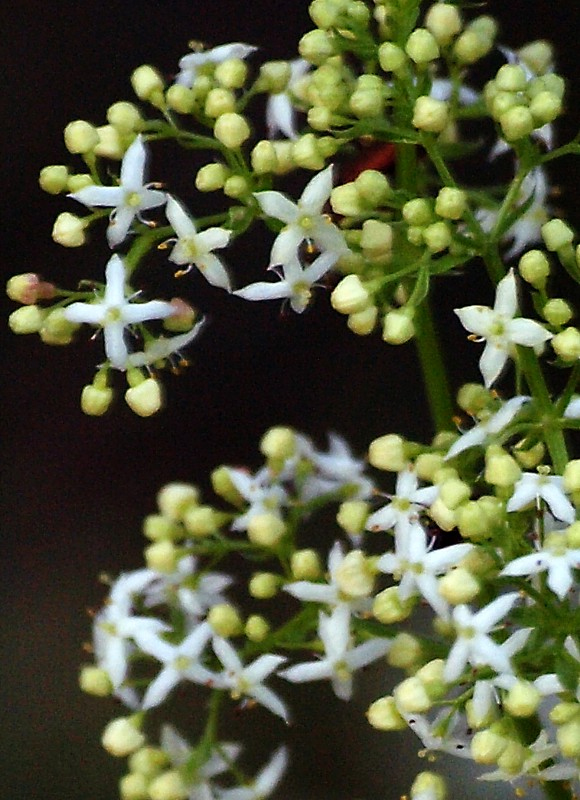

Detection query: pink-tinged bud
xmin=163 ymin=299 xmax=197 ymax=333
xmin=6 ymin=273 xmax=56 ymax=304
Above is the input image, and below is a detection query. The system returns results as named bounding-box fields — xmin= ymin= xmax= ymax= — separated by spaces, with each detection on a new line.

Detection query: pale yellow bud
xmin=81 ymin=384 xmax=114 ymax=416
xmin=387 ymin=633 xmax=422 ymax=669
xmin=292 ymin=133 xmax=326 ymax=170
xmin=495 ymin=64 xmax=527 ymax=93
xmin=251 ymin=140 xmax=278 ymax=174
xmin=290 ymin=548 xmax=321 ymax=580
xmin=415 ymin=452 xmax=445 ymax=482
xmin=196 ymin=163 xmax=229 ymax=191
xmin=257 ymin=61 xmax=292 ymax=93
xmin=382 ymin=309 xmax=415 ymax=344
xmin=438 ymin=566 xmax=479 ymax=604
xmin=484 ymin=449 xmax=521 ymax=487
xmin=355 ymin=171 xmax=391 ymax=207
xmin=249 ymin=572 xmax=280 ymax=599
xmin=348 ymin=305 xmax=378 ymax=336
xmin=368 ymin=433 xmax=407 ymax=472
xmin=52 ymin=211 xmax=87 ymax=247
xmin=366 ymin=696 xmax=407 ymax=731
xmin=102 ymin=717 xmax=145 ymax=757
xmin=331 ymin=275 xmax=371 ymax=314
xmin=453 ymin=30 xmax=493 ymax=64
xmin=298 ymin=29 xmax=336 ymax=65
xmin=247 ymin=513 xmax=286 ymax=547
xmin=142 ymin=514 xmax=181 ymax=542
xmin=425 ymin=3 xmax=462 ymax=45
xmin=519 ymin=249 xmax=550 ymax=289
xmin=336 ymin=500 xmax=369 ymax=536
xmin=214 ymin=113 xmax=251 ymax=149
xmin=157 ymin=482 xmax=199 ymax=520
xmin=208 ymin=603 xmax=243 ymax=637
xmin=373 ymin=586 xmax=414 ymax=623
xmin=131 ymin=65 xmax=165 ymax=103
xmin=499 ymin=106 xmax=534 ymax=140
xmin=119 ymin=772 xmax=148 ymax=800
xmin=183 ymin=505 xmax=221 ymax=537
xmin=144 ymin=540 xmax=178 ymax=573
xmin=557 ymin=719 xmax=580 ymax=759
xmin=260 ymin=426 xmax=296 ymax=461
xmin=360 ymin=219 xmax=393 ymax=255
xmin=39 ymin=164 xmax=69 ymax=194
xmin=503 ymin=680 xmax=541 ymax=717
xmin=166 ymin=85 xmax=195 ymax=114
xmin=335 ymin=550 xmax=375 ymax=598
xmin=542 ymin=218 xmax=574 ymax=252
xmin=214 ymin=58 xmax=248 ymax=89
xmin=542 ymin=298 xmax=573 ymax=326
xmin=211 ymin=467 xmax=243 ymax=506
xmin=497 ymin=741 xmax=526 ymax=775
xmin=107 ymin=101 xmax=142 ymax=132
xmin=148 ymin=769 xmax=188 ymax=800
xmin=413 ymin=95 xmax=449 ymax=132
xmin=410 ymin=771 xmax=447 ymax=800
xmin=550 ymin=701 xmax=580 ymax=726
xmin=94 ymin=125 xmax=125 ymax=159
xmin=330 ymin=183 xmax=363 ymax=216
xmin=563 ymin=460 xmax=580 ymax=493
xmin=64 ymin=120 xmax=99 ymax=154
xmin=423 ymin=220 xmax=451 ymax=252
xmin=378 ymin=42 xmax=406 ymax=73
xmin=394 ymin=676 xmax=432 ymax=713
xmin=205 ymin=88 xmax=236 ymax=118
xmin=471 ymin=729 xmax=507 ymax=764
xmin=405 ymin=28 xmax=440 ymax=64
xmin=67 ymin=173 xmax=93 ymax=192
xmin=439 ymin=478 xmax=470 ymax=509
xmin=435 ymin=187 xmax=467 ymax=220
xmin=403 ymin=198 xmax=433 ymax=227
xmin=245 ymin=614 xmax=270 ymax=642
xmin=8 ymin=305 xmax=47 ymax=334
xmin=79 ymin=665 xmax=113 ymax=697
xmin=125 ymin=378 xmax=163 ymax=416
xmin=552 ymin=327 xmax=580 ymax=361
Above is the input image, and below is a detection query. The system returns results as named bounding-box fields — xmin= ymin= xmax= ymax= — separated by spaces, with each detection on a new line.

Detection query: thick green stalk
xmin=413 ymin=296 xmax=455 ymax=432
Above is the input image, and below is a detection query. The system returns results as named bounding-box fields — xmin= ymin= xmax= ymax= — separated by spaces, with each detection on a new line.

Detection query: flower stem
xmin=413 ymin=296 xmax=455 ymax=432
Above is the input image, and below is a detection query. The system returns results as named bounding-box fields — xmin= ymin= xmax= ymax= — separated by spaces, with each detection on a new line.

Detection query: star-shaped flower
xmin=455 ymin=269 xmax=552 ymax=388
xmin=126 ymin=318 xmax=206 ymax=369
xmin=266 ymin=59 xmax=310 ymax=140
xmin=445 ymin=396 xmax=529 ymax=460
xmin=444 ymin=593 xmax=520 ymax=683
xmin=507 ymin=471 xmax=575 ymax=523
xmin=254 ymin=165 xmax=348 ymax=266
xmin=218 ymin=747 xmax=288 ymax=800
xmin=164 ymin=196 xmax=232 ymax=290
xmin=175 ymin=42 xmax=257 ymax=88
xmin=365 ymin=467 xmax=438 ymax=546
xmin=224 ymin=465 xmax=288 ymax=531
xmin=501 ymin=530 xmax=580 ymax=599
xmin=68 ymin=135 xmax=166 ymax=247
xmin=300 ymin=433 xmax=375 ymax=501
xmin=64 ymin=254 xmax=174 ymax=370
xmin=279 ymin=604 xmax=390 ymax=700
xmin=234 ymin=251 xmax=338 ymax=314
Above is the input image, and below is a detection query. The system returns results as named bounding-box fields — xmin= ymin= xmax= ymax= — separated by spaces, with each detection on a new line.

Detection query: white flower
xmin=126 ymin=318 xmax=206 ymax=369
xmin=444 ymin=593 xmax=520 ymax=683
xmin=403 ymin=710 xmax=472 ymax=759
xmin=175 ymin=43 xmax=257 ymax=88
xmin=501 ymin=530 xmax=580 ymax=599
xmin=266 ymin=59 xmax=310 ymax=140
xmin=225 ymin=466 xmax=288 ymax=531
xmin=234 ymin=251 xmax=338 ymax=314
xmin=217 ymin=747 xmax=288 ymax=800
xmin=479 ymin=730 xmax=561 ymax=784
xmin=507 ymin=471 xmax=575 ymax=523
xmin=254 ymin=165 xmax=348 ymax=266
xmin=445 ymin=396 xmax=529 ymax=459
xmin=430 ymin=78 xmax=479 ymax=106
xmin=68 ymin=135 xmax=166 ymax=247
xmin=365 ymin=467 xmax=438 ymax=546
xmin=279 ymin=604 xmax=390 ymax=700
xmin=212 ymin=636 xmax=289 ymax=722
xmin=377 ymin=527 xmax=473 ymax=619
xmin=455 ymin=269 xmax=552 ymax=387
xmin=300 ymin=432 xmax=375 ymax=501
xmin=136 ymin=621 xmax=217 ymax=709
xmin=64 ymin=254 xmax=174 ymax=370
xmin=165 ymin=196 xmax=232 ymax=290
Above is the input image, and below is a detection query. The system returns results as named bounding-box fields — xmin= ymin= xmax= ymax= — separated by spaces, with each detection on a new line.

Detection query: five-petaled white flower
xmin=445 ymin=396 xmax=529 ymax=460
xmin=212 ymin=636 xmax=289 ymax=722
xmin=218 ymin=747 xmax=288 ymax=800
xmin=164 ymin=195 xmax=232 ymax=290
xmin=455 ymin=269 xmax=552 ymax=388
xmin=64 ymin=254 xmax=174 ymax=370
xmin=68 ymin=135 xmax=166 ymax=247
xmin=266 ymin=59 xmax=310 ymax=140
xmin=507 ymin=471 xmax=575 ymax=523
xmin=175 ymin=42 xmax=257 ymax=88
xmin=254 ymin=165 xmax=348 ymax=266
xmin=279 ymin=604 xmax=390 ymax=700
xmin=444 ymin=592 xmax=520 ymax=683
xmin=234 ymin=251 xmax=338 ymax=314
xmin=501 ymin=530 xmax=580 ymax=600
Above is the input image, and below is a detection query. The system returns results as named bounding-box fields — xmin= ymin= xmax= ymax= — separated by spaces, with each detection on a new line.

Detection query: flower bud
xmin=142 ymin=514 xmax=181 ymax=541
xmin=393 ymin=676 xmax=432 ymax=713
xmin=412 ymin=96 xmax=449 ymax=132
xmin=563 ymin=459 xmax=580 ymax=493
xmin=529 ymin=90 xmax=562 ymax=125
xmin=373 ymin=586 xmax=414 ymax=623
xmin=438 ymin=567 xmax=479 ymax=604
xmin=107 ymin=101 xmax=142 ymax=133
xmin=335 ymin=550 xmax=375 ymax=598
xmin=214 ymin=113 xmax=251 ymax=149
xmin=119 ymin=772 xmax=148 ymax=800
xmin=245 ymin=614 xmax=270 ymax=642
xmin=247 ymin=513 xmax=286 ymax=547
xmin=40 ymin=307 xmax=78 ymax=345
xmin=251 ymin=140 xmax=279 ymax=174
xmin=497 ymin=741 xmax=526 ymax=774
xmin=423 ymin=221 xmax=451 ymax=252
xmin=378 ymin=42 xmax=406 ymax=73
xmin=271 ymin=141 xmax=295 ymax=174
xmin=410 ymin=772 xmax=447 ymax=800
xmin=102 ymin=717 xmax=145 ymax=757
xmin=542 ymin=298 xmax=573 ymax=326
xmin=249 ymin=572 xmax=280 ymax=599
xmin=382 ymin=309 xmax=415 ymax=345
xmin=336 ymin=500 xmax=369 ymax=536
xmin=499 ymin=106 xmax=534 ymax=141
xmin=429 ymin=498 xmax=456 ymax=531
xmin=484 ymin=448 xmax=521 ymax=487
xmin=67 ymin=173 xmax=93 ymax=192
xmin=298 ymin=29 xmax=335 ymax=65
xmin=157 ymin=482 xmax=199 ymax=519
xmin=350 ymin=75 xmax=385 ymax=118
xmin=347 ymin=305 xmax=378 ymax=335
xmin=495 ymin=64 xmax=527 ymax=93
xmin=403 ymin=198 xmax=433 ymax=227
xmin=542 ymin=218 xmax=574 ymax=252
xmin=39 ymin=164 xmax=69 ymax=194
xmin=7 ymin=273 xmax=55 ymax=305
xmin=211 ymin=467 xmax=243 ymax=506
xmin=552 ymin=327 xmax=580 ymax=361
xmin=64 ymin=120 xmax=99 ymax=154
xmin=518 ymin=249 xmax=550 ymax=289
xmin=166 ymin=84 xmax=195 ymax=114
xmin=435 ymin=187 xmax=467 ymax=220
xmin=360 ymin=219 xmax=393 ymax=255
xmin=356 ymin=171 xmax=391 ymax=207
xmin=292 ymin=133 xmax=326 ymax=170
xmin=205 ymin=88 xmax=236 ymax=118
xmin=8 ymin=305 xmax=47 ymax=334
xmin=94 ymin=125 xmax=125 ymax=159
xmin=453 ymin=30 xmax=493 ymax=65
xmin=257 ymin=60 xmax=292 ymax=93
xmin=260 ymin=426 xmax=296 ymax=462
xmin=144 ymin=540 xmax=178 ymax=573
xmin=183 ymin=505 xmax=221 ymax=537
xmin=456 ymin=501 xmax=490 ymax=541
xmin=125 ymin=378 xmax=164 ymax=416
xmin=290 ymin=548 xmax=321 ymax=580
xmin=368 ymin=433 xmax=407 ymax=471
xmin=439 ymin=478 xmax=470 ymax=509
xmin=52 ymin=212 xmax=87 ymax=247
xmin=81 ymin=383 xmax=114 ymax=416
xmin=415 ymin=452 xmax=444 ymax=482
xmin=331 ymin=275 xmax=371 ymax=315
xmin=79 ymin=665 xmax=113 ymax=697
xmin=550 ymin=701 xmax=580 ymax=726
xmin=405 ymin=28 xmax=440 ymax=64
xmin=519 ymin=40 xmax=553 ymax=74
xmin=131 ymin=65 xmax=165 ymax=104
xmin=471 ymin=729 xmax=507 ymax=764
xmin=214 ymin=58 xmax=248 ymax=89
xmin=367 ymin=696 xmax=406 ymax=731
xmin=147 ymin=770 xmax=188 ymax=800
xmin=557 ymin=719 xmax=580 ymax=759
xmin=503 ymin=680 xmax=541 ymax=717
xmin=387 ymin=633 xmax=422 ymax=669
xmin=330 ymin=183 xmax=363 ymax=216
xmin=425 ymin=3 xmax=462 ymax=45
xmin=208 ymin=603 xmax=243 ymax=637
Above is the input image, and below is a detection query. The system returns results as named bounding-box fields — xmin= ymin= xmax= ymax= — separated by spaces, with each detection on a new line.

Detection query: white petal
xmin=166 ymin=195 xmax=197 ymax=237
xmin=234 ymin=280 xmax=290 ymax=302
xmin=120 ymin=135 xmax=146 ymax=189
xmin=300 ymin=165 xmax=334 ymax=213
xmin=508 ymin=318 xmax=552 ymax=347
xmin=69 ymin=185 xmax=123 ymax=208
xmin=479 ymin=342 xmax=508 ymax=387
xmin=64 ymin=302 xmax=105 ymax=326
xmin=104 ymin=320 xmax=130 ymax=369
xmin=454 ymin=305 xmax=496 ymax=337
xmin=493 ymin=270 xmax=518 ymax=316
xmin=254 ymin=191 xmax=298 ymax=224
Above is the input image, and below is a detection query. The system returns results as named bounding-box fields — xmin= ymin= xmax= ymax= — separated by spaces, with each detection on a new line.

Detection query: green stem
xmin=413 ymin=296 xmax=454 ymax=432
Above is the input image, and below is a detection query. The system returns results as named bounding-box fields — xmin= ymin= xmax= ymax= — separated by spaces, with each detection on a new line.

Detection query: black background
xmin=2 ymin=2 xmax=579 ymax=798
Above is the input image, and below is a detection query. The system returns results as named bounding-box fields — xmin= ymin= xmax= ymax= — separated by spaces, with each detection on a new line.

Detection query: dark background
xmin=1 ymin=2 xmax=579 ymax=799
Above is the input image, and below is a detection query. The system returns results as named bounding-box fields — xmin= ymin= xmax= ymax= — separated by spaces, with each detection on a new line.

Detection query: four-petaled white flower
xmin=479 ymin=730 xmax=562 ymax=784
xmin=444 ymin=593 xmax=520 ymax=683
xmin=64 ymin=254 xmax=174 ymax=370
xmin=377 ymin=527 xmax=473 ymax=619
xmin=445 ymin=396 xmax=529 ymax=460
xmin=403 ymin=710 xmax=472 ymax=759
xmin=254 ymin=165 xmax=348 ymax=266
xmin=68 ymin=135 xmax=166 ymax=247
xmin=224 ymin=465 xmax=288 ymax=531
xmin=175 ymin=42 xmax=257 ymax=88
xmin=299 ymin=432 xmax=375 ymax=502
xmin=126 ymin=318 xmax=206 ymax=369
xmin=165 ymin=195 xmax=232 ymax=290
xmin=507 ymin=471 xmax=575 ymax=523
xmin=501 ymin=530 xmax=580 ymax=600
xmin=234 ymin=251 xmax=338 ymax=314
xmin=455 ymin=269 xmax=552 ymax=388
xmin=136 ymin=621 xmax=218 ymax=709
xmin=279 ymin=604 xmax=390 ymax=700
xmin=266 ymin=59 xmax=310 ymax=140
xmin=212 ymin=636 xmax=289 ymax=722
xmin=218 ymin=747 xmax=288 ymax=800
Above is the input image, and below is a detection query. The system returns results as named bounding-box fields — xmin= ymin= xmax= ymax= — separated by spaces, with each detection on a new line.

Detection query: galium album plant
xmin=8 ymin=0 xmax=580 ymax=797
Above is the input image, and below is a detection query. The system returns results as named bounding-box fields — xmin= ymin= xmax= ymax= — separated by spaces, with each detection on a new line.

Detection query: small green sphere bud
xmin=247 ymin=513 xmax=286 ymax=547
xmin=290 ymin=548 xmax=321 ymax=580
xmin=214 ymin=112 xmax=251 ymax=149
xmin=350 ymin=75 xmax=385 ymax=118
xmin=394 ymin=676 xmax=432 ymax=713
xmin=102 ymin=717 xmax=145 ymax=758
xmin=249 ymin=572 xmax=280 ymax=599
xmin=499 ymin=106 xmax=535 ymax=141
xmin=495 ymin=64 xmax=528 ymax=92
xmin=519 ymin=40 xmax=553 ymax=75
xmin=503 ymin=680 xmax=541 ymax=717
xmin=94 ymin=125 xmax=124 ymax=159
xmin=348 ymin=305 xmax=378 ymax=336
xmin=438 ymin=566 xmax=480 ymax=604
xmin=131 ymin=65 xmax=165 ymax=103
xmin=251 ymin=140 xmax=278 ymax=174
xmin=413 ymin=95 xmax=449 ymax=132
xmin=552 ymin=327 xmax=580 ymax=361
xmin=519 ymin=249 xmax=550 ymax=289
xmin=336 ymin=500 xmax=369 ymax=536
xmin=196 ymin=163 xmax=229 ymax=191
xmin=39 ymin=165 xmax=69 ymax=194
xmin=40 ymin=307 xmax=78 ymax=345
xmin=456 ymin=501 xmax=491 ymax=541
xmin=335 ymin=550 xmax=375 ymax=598
xmin=299 ymin=29 xmax=335 ymax=65
xmin=403 ymin=198 xmax=433 ymax=227
xmin=435 ymin=187 xmax=467 ymax=220
xmin=456 ymin=382 xmax=491 ymax=414
xmin=208 ymin=603 xmax=243 ymax=637
xmin=157 ymin=482 xmax=199 ymax=520
xmin=119 ymin=772 xmax=148 ymax=800
xmin=205 ymin=88 xmax=236 ymax=118
xmin=257 ymin=61 xmax=291 ymax=93
xmin=271 ymin=141 xmax=295 ymax=174
xmin=387 ymin=633 xmax=422 ymax=669
xmin=557 ymin=719 xmax=580 ymax=759
xmin=125 ymin=378 xmax=163 ymax=416
xmin=67 ymin=173 xmax=93 ymax=192
xmin=331 ymin=275 xmax=371 ymax=315
xmin=369 ymin=433 xmax=407 ymax=471
xmin=453 ymin=30 xmax=493 ymax=65
xmin=410 ymin=772 xmax=447 ymax=800
xmin=484 ymin=448 xmax=521 ymax=487
xmin=382 ymin=309 xmax=415 ymax=344
xmin=148 ymin=770 xmax=188 ymax=800
xmin=423 ymin=221 xmax=452 ymax=253
xmin=415 ymin=453 xmax=445 ymax=482
xmin=405 ymin=28 xmax=440 ymax=64
xmin=360 ymin=219 xmax=393 ymax=256
xmin=81 ymin=383 xmax=114 ymax=416
xmin=563 ymin=459 xmax=580 ymax=493
xmin=373 ymin=586 xmax=415 ymax=623
xmin=367 ymin=696 xmax=407 ymax=731
xmin=8 ymin=305 xmax=47 ymax=334
xmin=79 ymin=665 xmax=113 ymax=697
xmin=107 ymin=101 xmax=142 ymax=132
xmin=214 ymin=58 xmax=248 ymax=89
xmin=183 ymin=505 xmax=221 ymax=537
xmin=439 ymin=477 xmax=470 ymax=509
xmin=425 ymin=3 xmax=462 ymax=45
xmin=529 ymin=90 xmax=562 ymax=125
xmin=245 ymin=614 xmax=270 ymax=642
xmin=64 ymin=120 xmax=99 ymax=154
xmin=542 ymin=218 xmax=574 ymax=252
xmin=292 ymin=133 xmax=326 ymax=171
xmin=471 ymin=729 xmax=507 ymax=764
xmin=223 ymin=175 xmax=249 ymax=199
xmin=211 ymin=466 xmax=243 ymax=506
xmin=166 ymin=84 xmax=195 ymax=114
xmin=378 ymin=42 xmax=407 ymax=73
xmin=543 ymin=298 xmax=573 ymax=326
xmin=330 ymin=183 xmax=363 ymax=216
xmin=429 ymin=497 xmax=457 ymax=531
xmin=142 ymin=514 xmax=181 ymax=542
xmin=550 ymin=701 xmax=580 ymax=726
xmin=144 ymin=540 xmax=178 ymax=573
xmin=260 ymin=426 xmax=296 ymax=463
xmin=52 ymin=211 xmax=87 ymax=247
xmin=307 ymin=105 xmax=333 ymax=131
xmin=355 ymin=169 xmax=391 ymax=207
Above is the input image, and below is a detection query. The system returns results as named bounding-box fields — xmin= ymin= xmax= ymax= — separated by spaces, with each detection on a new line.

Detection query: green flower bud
xmin=542 ymin=218 xmax=574 ymax=251
xmin=223 ymin=175 xmax=249 ymax=199
xmin=142 ymin=514 xmax=181 ymax=542
xmin=251 ymin=140 xmax=279 ymax=174
xmin=257 ymin=61 xmax=291 ymax=93
xmin=292 ymin=133 xmax=326 ymax=170
xmin=144 ymin=540 xmax=178 ymax=573
xmin=497 ymin=741 xmax=526 ymax=774
xmin=550 ymin=701 xmax=580 ymax=726
xmin=64 ymin=120 xmax=99 ymax=154
xmin=6 ymin=273 xmax=55 ymax=305
xmin=214 ymin=112 xmax=251 ymax=148
xmin=94 ymin=125 xmax=124 ymax=159
xmin=125 ymin=378 xmax=163 ymax=416
xmin=519 ymin=40 xmax=553 ymax=75
xmin=438 ymin=566 xmax=479 ymax=604
xmin=249 ymin=572 xmax=280 ymax=599
xmin=387 ymin=632 xmax=422 ymax=669
xmin=291 ymin=548 xmax=321 ymax=580
xmin=205 ymin=88 xmax=236 ymax=118
xmin=335 ymin=550 xmax=375 ymax=598
xmin=503 ymin=680 xmax=541 ymax=717
xmin=8 ymin=305 xmax=47 ymax=334
xmin=373 ymin=586 xmax=415 ymax=623
xmin=214 ymin=58 xmax=248 ymax=89
xmin=260 ymin=426 xmax=296 ymax=462
xmin=79 ymin=665 xmax=113 ymax=697
xmin=355 ymin=170 xmax=391 ymax=206
xmin=499 ymin=106 xmax=535 ymax=141
xmin=107 ymin=101 xmax=142 ymax=132
xmin=247 ymin=513 xmax=286 ymax=547
xmin=413 ymin=96 xmax=449 ymax=132
xmin=347 ymin=305 xmax=378 ymax=335
xmin=518 ymin=249 xmax=550 ymax=289
xmin=529 ymin=90 xmax=562 ymax=125
xmin=552 ymin=327 xmax=580 ymax=361
xmin=456 ymin=382 xmax=491 ymax=414
xmin=410 ymin=772 xmax=447 ymax=800
xmin=403 ymin=198 xmax=433 ymax=227
xmin=393 ymin=676 xmax=432 ymax=713
xmin=453 ymin=29 xmax=493 ymax=65
xmin=415 ymin=452 xmax=445 ymax=482
xmin=165 ymin=84 xmax=195 ymax=114
xmin=495 ymin=64 xmax=528 ymax=92
xmin=425 ymin=3 xmax=462 ymax=45
xmin=435 ymin=187 xmax=467 ymax=220
xmin=557 ymin=719 xmax=580 ymax=758
xmin=542 ymin=298 xmax=573 ymax=326
xmin=245 ymin=614 xmax=270 ymax=642
xmin=307 ymin=105 xmax=334 ymax=131
xmin=81 ymin=383 xmax=114 ymax=416
xmin=52 ymin=211 xmax=87 ymax=247
xmin=299 ymin=29 xmax=335 ymax=65
xmin=208 ymin=603 xmax=243 ymax=637
xmin=350 ymin=75 xmax=385 ymax=118
xmin=369 ymin=433 xmax=407 ymax=471
xmin=119 ymin=772 xmax=148 ymax=800
xmin=102 ymin=717 xmax=145 ymax=758
xmin=471 ymin=729 xmax=507 ymax=764
xmin=183 ymin=505 xmax=221 ymax=537
xmin=382 ymin=309 xmax=415 ymax=344
xmin=336 ymin=500 xmax=369 ymax=536
xmin=148 ymin=769 xmax=188 ymax=800
xmin=131 ymin=65 xmax=165 ymax=104
xmin=378 ymin=42 xmax=406 ymax=73
xmin=366 ymin=696 xmax=407 ymax=731
xmin=563 ymin=459 xmax=580 ymax=493
xmin=423 ymin=220 xmax=451 ymax=252
xmin=39 ymin=164 xmax=69 ymax=194
xmin=330 ymin=183 xmax=363 ymax=216
xmin=331 ymin=275 xmax=371 ymax=314
xmin=40 ymin=307 xmax=78 ymax=345
xmin=157 ymin=482 xmax=199 ymax=520
xmin=195 ymin=163 xmax=229 ymax=191
xmin=67 ymin=173 xmax=93 ymax=192
xmin=405 ymin=28 xmax=440 ymax=64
